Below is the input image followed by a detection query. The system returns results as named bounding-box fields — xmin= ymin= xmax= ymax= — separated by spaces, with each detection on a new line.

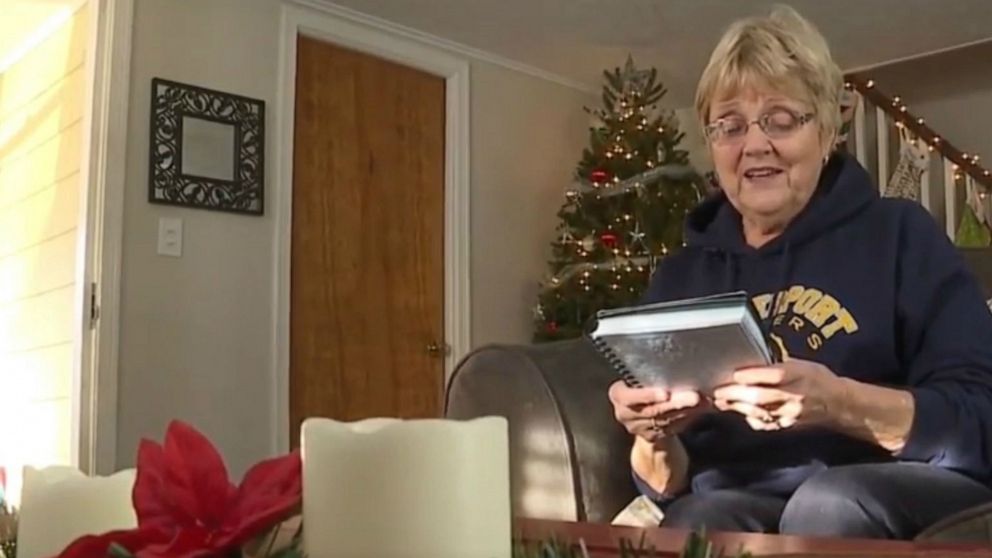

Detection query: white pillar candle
xmin=302 ymin=417 xmax=510 ymax=558
xmin=16 ymin=466 xmax=137 ymax=558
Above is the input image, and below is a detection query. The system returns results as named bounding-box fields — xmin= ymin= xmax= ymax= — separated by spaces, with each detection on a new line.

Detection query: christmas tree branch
xmin=574 ymin=164 xmax=700 ymax=198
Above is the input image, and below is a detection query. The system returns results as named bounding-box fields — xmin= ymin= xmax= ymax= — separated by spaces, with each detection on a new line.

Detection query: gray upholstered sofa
xmin=445 ymin=338 xmax=632 ymax=524
xmin=445 ymin=339 xmax=992 ymax=542
xmin=444 ymin=248 xmax=992 ymax=543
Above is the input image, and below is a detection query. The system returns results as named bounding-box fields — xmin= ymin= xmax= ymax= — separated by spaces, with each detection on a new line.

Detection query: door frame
xmin=75 ymin=0 xmax=133 ymax=474
xmin=273 ymin=0 xmax=471 ymax=453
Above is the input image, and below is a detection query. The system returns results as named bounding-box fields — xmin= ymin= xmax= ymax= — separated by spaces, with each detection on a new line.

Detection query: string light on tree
xmin=532 ymin=55 xmax=704 ymax=341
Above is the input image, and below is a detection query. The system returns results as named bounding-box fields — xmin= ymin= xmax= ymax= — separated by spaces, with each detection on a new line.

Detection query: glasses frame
xmin=704 ymin=109 xmax=816 ymax=145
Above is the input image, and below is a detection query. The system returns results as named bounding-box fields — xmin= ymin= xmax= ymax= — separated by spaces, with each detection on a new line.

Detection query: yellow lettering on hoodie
xmin=806 ymin=295 xmax=841 ymax=328
xmin=822 ymin=308 xmax=859 ymax=338
xmin=779 ymin=286 xmax=805 ymax=315
xmin=751 ymin=294 xmax=774 ymax=319
xmin=794 ymin=288 xmax=824 ymax=314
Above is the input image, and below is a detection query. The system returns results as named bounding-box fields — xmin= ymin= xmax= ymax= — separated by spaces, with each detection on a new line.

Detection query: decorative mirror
xmin=149 ymin=78 xmax=265 ymax=215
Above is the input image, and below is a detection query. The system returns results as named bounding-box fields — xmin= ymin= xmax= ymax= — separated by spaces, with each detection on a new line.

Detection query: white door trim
xmin=76 ymin=0 xmax=133 ymax=474
xmin=272 ymin=0 xmax=471 ymax=453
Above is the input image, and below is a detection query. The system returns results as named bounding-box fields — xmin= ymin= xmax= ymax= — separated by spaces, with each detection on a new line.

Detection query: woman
xmin=608 ymin=6 xmax=992 ymax=539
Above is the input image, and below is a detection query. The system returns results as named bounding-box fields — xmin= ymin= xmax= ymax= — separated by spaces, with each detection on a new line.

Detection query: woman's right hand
xmin=608 ymin=381 xmax=708 ymax=443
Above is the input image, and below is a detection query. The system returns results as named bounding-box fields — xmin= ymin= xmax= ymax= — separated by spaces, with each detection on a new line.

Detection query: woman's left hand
xmin=712 ymin=359 xmax=847 ymax=431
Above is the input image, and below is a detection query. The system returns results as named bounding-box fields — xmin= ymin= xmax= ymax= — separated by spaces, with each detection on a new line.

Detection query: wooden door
xmin=290 ymin=36 xmax=446 ymax=445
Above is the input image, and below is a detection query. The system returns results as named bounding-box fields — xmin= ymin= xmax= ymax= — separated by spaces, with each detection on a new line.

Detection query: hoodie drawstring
xmin=717 ymin=243 xmax=795 ymax=362
xmin=765 ymin=242 xmax=795 ymax=361
xmin=721 ymin=250 xmax=738 ymax=293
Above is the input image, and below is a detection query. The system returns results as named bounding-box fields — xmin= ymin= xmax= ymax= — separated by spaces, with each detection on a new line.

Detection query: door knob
xmin=426 ymin=341 xmax=450 ymax=357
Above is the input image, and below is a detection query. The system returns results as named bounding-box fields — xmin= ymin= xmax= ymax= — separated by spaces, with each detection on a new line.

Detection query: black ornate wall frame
xmin=148 ymin=78 xmax=265 ymax=215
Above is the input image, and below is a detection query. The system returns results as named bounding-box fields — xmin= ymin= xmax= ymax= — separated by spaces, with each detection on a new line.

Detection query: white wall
xmin=469 ymin=62 xmax=594 ymax=346
xmin=116 ymin=0 xmax=280 ymax=478
xmin=0 ymin=3 xmax=89 ymax=499
xmin=116 ymin=0 xmax=595 ymax=477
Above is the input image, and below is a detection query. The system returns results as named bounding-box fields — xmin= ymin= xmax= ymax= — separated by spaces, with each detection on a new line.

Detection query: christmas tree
xmin=533 ymin=57 xmax=705 ymax=342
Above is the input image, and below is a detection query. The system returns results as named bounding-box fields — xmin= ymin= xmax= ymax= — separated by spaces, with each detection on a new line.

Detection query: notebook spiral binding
xmin=589 ymin=336 xmax=642 ymax=388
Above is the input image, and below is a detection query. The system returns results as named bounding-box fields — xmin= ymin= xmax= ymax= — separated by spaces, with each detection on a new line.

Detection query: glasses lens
xmin=763 ymin=110 xmax=800 ymax=136
xmin=710 ymin=117 xmax=747 ymax=143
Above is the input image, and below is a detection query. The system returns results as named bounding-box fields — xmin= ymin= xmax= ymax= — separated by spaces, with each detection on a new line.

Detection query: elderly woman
xmin=608 ymin=6 xmax=992 ymax=539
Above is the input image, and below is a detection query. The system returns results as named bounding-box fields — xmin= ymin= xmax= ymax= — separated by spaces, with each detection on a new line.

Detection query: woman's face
xmin=707 ymin=86 xmax=829 ymax=229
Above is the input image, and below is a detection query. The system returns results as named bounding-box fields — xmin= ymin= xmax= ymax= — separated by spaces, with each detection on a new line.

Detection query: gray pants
xmin=663 ymin=463 xmax=992 ymax=539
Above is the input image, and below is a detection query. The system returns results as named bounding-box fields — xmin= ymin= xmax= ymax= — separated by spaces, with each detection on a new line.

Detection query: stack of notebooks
xmin=588 ymin=291 xmax=777 ymax=391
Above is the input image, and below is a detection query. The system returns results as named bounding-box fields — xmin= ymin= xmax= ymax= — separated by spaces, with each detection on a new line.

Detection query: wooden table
xmin=514 ymin=518 xmax=992 ymax=557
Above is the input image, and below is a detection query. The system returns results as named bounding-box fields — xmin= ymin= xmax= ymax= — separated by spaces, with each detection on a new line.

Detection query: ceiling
xmin=330 ymin=0 xmax=992 ymax=105
xmin=0 ymin=0 xmax=78 ymax=71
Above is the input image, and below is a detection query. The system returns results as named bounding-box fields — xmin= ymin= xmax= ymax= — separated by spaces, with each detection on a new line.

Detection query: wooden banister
xmin=845 ymin=73 xmax=992 ymax=191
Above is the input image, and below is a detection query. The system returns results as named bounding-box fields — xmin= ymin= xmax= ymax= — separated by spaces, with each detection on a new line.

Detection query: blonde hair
xmin=694 ymin=5 xmax=843 ymax=148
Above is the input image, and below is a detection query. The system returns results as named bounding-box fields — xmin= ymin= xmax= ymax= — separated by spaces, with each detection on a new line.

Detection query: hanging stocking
xmin=966 ymin=176 xmax=991 ymax=226
xmin=884 ymin=127 xmax=928 ymax=202
xmin=835 ymin=89 xmax=859 ymax=151
xmin=958 ymin=177 xmax=992 ymax=247
xmin=956 ymin=204 xmax=991 ymax=247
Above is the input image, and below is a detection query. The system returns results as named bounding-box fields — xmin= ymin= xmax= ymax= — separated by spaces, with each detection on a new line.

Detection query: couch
xmin=444 ymin=339 xmax=992 ymax=542
xmin=443 ymin=249 xmax=992 ymax=542
xmin=444 ymin=338 xmax=633 ymax=524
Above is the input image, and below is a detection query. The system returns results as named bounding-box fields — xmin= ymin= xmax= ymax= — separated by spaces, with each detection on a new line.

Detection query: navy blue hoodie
xmin=636 ymin=152 xmax=992 ymax=500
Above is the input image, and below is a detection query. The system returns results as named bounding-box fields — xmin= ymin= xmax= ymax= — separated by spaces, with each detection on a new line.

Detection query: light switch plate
xmin=157 ymin=217 xmax=183 ymax=257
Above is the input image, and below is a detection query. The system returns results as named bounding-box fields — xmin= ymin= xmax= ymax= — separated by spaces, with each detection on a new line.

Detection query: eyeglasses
xmin=704 ymin=109 xmax=816 ymax=145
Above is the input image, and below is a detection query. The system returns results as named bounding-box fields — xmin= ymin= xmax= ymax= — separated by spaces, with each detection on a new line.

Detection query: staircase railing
xmin=843 ymin=73 xmax=992 ymax=241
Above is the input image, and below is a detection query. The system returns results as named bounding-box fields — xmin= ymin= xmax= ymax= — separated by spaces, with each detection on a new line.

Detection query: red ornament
xmin=600 ymin=232 xmax=619 ymax=248
xmin=590 ymin=169 xmax=609 ymax=183
xmin=546 ymin=321 xmax=559 ymax=334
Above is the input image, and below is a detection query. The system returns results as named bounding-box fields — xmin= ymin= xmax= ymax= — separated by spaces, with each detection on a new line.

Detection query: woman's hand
xmin=608 ymin=381 xmax=708 ymax=443
xmin=712 ymin=359 xmax=847 ymax=431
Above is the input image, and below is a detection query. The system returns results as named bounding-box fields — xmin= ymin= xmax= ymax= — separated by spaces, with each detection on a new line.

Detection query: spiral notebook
xmin=588 ymin=291 xmax=776 ymax=391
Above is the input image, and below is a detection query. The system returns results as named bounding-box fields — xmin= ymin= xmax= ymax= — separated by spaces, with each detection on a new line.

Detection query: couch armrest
xmin=915 ymin=501 xmax=992 ymax=543
xmin=444 ymin=339 xmax=637 ymax=523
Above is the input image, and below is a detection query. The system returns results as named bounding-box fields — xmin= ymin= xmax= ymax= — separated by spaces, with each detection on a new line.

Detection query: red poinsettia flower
xmin=56 ymin=421 xmax=301 ymax=558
